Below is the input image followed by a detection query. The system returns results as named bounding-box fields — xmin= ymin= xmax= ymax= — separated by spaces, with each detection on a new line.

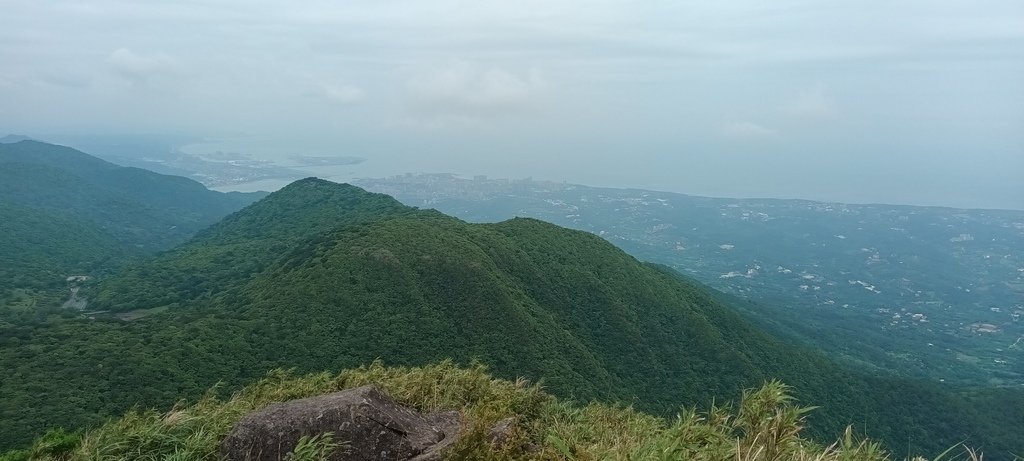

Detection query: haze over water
xmin=3 ymin=1 xmax=1022 ymax=209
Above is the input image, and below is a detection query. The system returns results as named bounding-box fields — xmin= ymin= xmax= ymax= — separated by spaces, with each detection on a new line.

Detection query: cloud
xmin=406 ymin=60 xmax=546 ymax=120
xmin=721 ymin=121 xmax=779 ymax=139
xmin=106 ymin=48 xmax=180 ymax=84
xmin=783 ymin=85 xmax=838 ymax=119
xmin=38 ymin=73 xmax=92 ymax=89
xmin=322 ymin=83 xmax=366 ymax=105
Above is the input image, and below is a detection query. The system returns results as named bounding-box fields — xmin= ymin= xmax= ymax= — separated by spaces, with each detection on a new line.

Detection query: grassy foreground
xmin=2 ymin=361 xmax=986 ymax=461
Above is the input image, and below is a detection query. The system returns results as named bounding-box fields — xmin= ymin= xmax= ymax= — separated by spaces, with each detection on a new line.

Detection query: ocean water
xmin=181 ymin=137 xmax=423 ymax=193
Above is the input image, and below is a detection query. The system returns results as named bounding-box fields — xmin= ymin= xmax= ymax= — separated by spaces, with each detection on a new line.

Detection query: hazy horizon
xmin=3 ymin=1 xmax=1022 ymax=210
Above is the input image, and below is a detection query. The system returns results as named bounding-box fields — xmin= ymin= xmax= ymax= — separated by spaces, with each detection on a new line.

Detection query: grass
xmin=3 ymin=361 xmax=999 ymax=461
xmin=287 ymin=433 xmax=343 ymax=461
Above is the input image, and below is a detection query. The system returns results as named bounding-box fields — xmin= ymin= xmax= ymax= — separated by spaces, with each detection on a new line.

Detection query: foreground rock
xmin=220 ymin=385 xmax=461 ymax=460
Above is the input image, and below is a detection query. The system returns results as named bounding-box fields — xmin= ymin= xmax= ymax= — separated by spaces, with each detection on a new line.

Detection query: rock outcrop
xmin=220 ymin=385 xmax=461 ymax=461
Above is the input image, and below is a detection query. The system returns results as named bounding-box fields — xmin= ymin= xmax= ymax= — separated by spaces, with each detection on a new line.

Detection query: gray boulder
xmin=220 ymin=385 xmax=461 ymax=461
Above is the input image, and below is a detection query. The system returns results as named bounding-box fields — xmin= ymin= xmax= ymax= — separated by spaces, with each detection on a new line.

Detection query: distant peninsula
xmin=289 ymin=154 xmax=365 ymax=167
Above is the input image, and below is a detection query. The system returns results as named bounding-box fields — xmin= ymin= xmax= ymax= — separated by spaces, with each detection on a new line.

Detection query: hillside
xmin=1 ymin=180 xmax=1020 ymax=458
xmin=0 ymin=201 xmax=130 ymax=309
xmin=355 ymin=175 xmax=1024 ymax=386
xmin=0 ymin=140 xmax=265 ymax=308
xmin=0 ymin=141 xmax=262 ymax=249
xmin=2 ymin=362 xmax=951 ymax=461
xmin=92 ymin=178 xmax=410 ymax=311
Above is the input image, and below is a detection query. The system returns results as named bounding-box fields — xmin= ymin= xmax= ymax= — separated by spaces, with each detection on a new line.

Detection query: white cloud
xmin=784 ymin=85 xmax=838 ymax=119
xmin=322 ymin=83 xmax=366 ymax=105
xmin=106 ymin=48 xmax=180 ymax=84
xmin=722 ymin=121 xmax=778 ymax=139
xmin=406 ymin=60 xmax=546 ymax=120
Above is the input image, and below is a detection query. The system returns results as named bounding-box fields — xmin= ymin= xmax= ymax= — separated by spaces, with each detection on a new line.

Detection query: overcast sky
xmin=2 ymin=1 xmax=1022 ymax=209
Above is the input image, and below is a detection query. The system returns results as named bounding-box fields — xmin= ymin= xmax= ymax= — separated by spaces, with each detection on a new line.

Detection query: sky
xmin=2 ymin=1 xmax=1023 ymax=209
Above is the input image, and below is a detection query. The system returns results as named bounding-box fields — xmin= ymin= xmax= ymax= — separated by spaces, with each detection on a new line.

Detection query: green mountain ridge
xmin=354 ymin=175 xmax=1024 ymax=386
xmin=0 ymin=141 xmax=261 ymax=248
xmin=0 ymin=140 xmax=265 ymax=308
xmin=93 ymin=178 xmax=409 ymax=311
xmin=3 ymin=179 xmax=1020 ymax=458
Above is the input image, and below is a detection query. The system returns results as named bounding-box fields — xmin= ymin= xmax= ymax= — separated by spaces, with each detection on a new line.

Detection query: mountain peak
xmin=276 ymin=176 xmax=370 ymax=195
xmin=258 ymin=177 xmax=406 ymax=211
xmin=0 ymin=134 xmax=36 ymax=144
xmin=285 ymin=176 xmax=337 ymax=187
xmin=94 ymin=178 xmax=413 ymax=311
xmin=174 ymin=178 xmax=409 ymax=250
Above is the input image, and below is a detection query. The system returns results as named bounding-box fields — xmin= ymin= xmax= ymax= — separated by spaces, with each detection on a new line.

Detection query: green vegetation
xmin=0 ymin=141 xmax=261 ymax=250
xmin=0 ymin=140 xmax=263 ymax=308
xmin=0 ymin=200 xmax=131 ymax=307
xmin=287 ymin=433 xmax=344 ymax=461
xmin=1 ymin=179 xmax=1020 ymax=458
xmin=355 ymin=175 xmax=1024 ymax=385
xmin=92 ymin=177 xmax=408 ymax=311
xmin=0 ymin=362 xmax=990 ymax=461
xmin=0 ymin=180 xmax=1018 ymax=458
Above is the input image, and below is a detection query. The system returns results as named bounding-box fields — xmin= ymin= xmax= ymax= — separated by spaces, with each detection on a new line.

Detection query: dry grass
xmin=4 ymin=362 xmax=994 ymax=461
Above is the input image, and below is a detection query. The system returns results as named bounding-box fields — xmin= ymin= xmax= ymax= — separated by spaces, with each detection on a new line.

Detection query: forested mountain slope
xmin=0 ymin=141 xmax=261 ymax=249
xmin=1 ymin=179 xmax=1019 ymax=458
xmin=0 ymin=141 xmax=265 ymax=309
xmin=356 ymin=175 xmax=1024 ymax=386
xmin=0 ymin=201 xmax=131 ymax=308
xmin=92 ymin=178 xmax=409 ymax=311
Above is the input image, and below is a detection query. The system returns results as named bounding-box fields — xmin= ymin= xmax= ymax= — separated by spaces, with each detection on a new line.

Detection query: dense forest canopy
xmin=0 ymin=140 xmax=264 ymax=309
xmin=2 ymin=178 xmax=1021 ymax=459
